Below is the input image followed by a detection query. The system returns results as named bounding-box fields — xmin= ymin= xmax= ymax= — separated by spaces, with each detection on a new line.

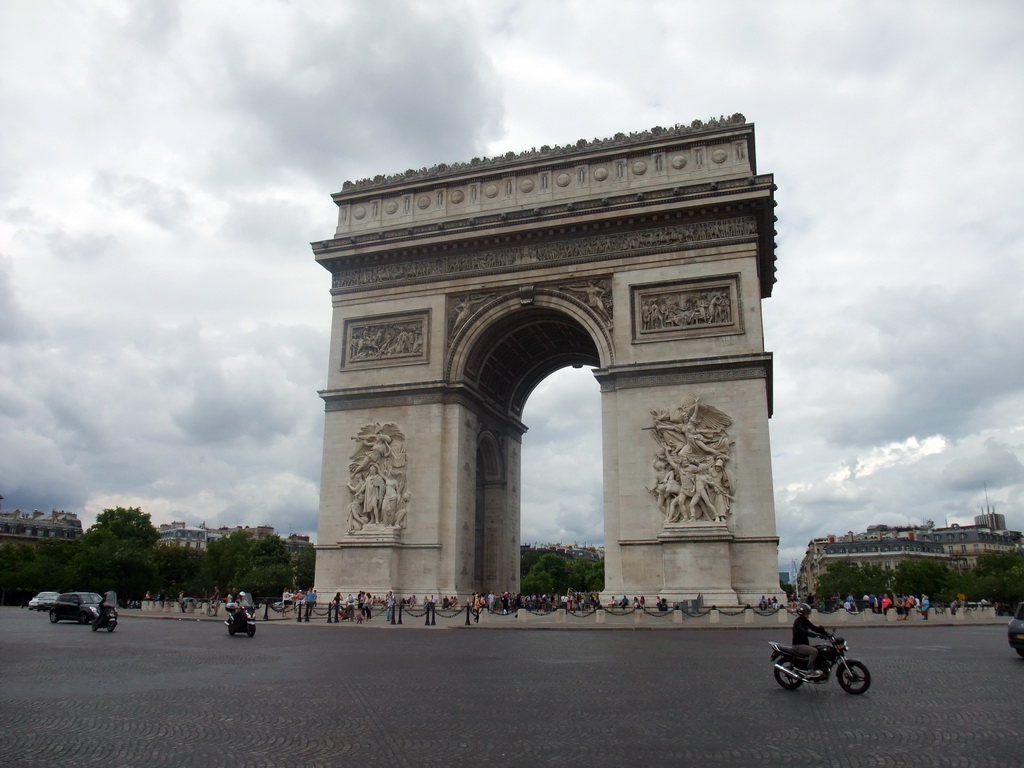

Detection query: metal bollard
xmin=397 ymin=604 xmax=403 ymax=625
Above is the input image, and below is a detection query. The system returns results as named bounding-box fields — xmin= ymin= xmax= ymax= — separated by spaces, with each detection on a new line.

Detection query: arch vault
xmin=312 ymin=115 xmax=781 ymax=604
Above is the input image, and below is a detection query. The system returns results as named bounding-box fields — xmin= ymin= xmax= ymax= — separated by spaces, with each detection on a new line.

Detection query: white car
xmin=28 ymin=591 xmax=60 ymax=611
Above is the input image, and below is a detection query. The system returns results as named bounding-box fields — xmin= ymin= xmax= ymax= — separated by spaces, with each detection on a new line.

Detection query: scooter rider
xmin=95 ymin=591 xmax=116 ymax=628
xmin=231 ymin=592 xmax=250 ymax=631
xmin=792 ymin=603 xmax=830 ymax=679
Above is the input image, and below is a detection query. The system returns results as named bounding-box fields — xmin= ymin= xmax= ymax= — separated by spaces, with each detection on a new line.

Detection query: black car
xmin=49 ymin=592 xmax=104 ymax=624
xmin=1009 ymin=602 xmax=1024 ymax=657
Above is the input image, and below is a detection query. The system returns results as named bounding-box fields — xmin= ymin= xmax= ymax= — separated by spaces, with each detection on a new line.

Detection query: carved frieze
xmin=647 ymin=395 xmax=735 ymax=527
xmin=347 ymin=422 xmax=409 ymax=534
xmin=343 ymin=311 xmax=428 ymax=369
xmin=632 ymin=275 xmax=741 ymax=343
xmin=333 ymin=217 xmax=756 ymax=291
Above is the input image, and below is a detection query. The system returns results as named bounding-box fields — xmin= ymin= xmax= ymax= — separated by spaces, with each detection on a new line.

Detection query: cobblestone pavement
xmin=1 ymin=607 xmax=1021 ymax=767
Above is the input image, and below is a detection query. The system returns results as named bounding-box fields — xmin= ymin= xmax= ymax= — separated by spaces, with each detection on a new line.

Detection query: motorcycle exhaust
xmin=773 ymin=663 xmax=803 ymax=681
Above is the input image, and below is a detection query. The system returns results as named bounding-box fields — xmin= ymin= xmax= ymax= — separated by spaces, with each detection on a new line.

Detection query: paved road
xmin=1 ymin=608 xmax=1020 ymax=767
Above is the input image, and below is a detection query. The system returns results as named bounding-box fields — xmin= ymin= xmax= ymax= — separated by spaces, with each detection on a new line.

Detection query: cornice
xmin=337 ymin=115 xmax=749 ymax=194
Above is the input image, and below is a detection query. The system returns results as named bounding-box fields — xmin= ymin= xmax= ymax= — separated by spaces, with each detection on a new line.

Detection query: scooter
xmin=91 ymin=590 xmax=118 ymax=632
xmin=225 ymin=592 xmax=256 ymax=637
xmin=769 ymin=633 xmax=871 ymax=694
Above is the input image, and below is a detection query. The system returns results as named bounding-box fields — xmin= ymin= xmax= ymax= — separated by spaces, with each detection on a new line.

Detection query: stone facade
xmin=0 ymin=509 xmax=82 ymax=542
xmin=312 ymin=115 xmax=781 ymax=604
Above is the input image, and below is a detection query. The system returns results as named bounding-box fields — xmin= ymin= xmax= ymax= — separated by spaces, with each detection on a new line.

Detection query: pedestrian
xmin=386 ymin=591 xmax=396 ymax=623
xmin=305 ymin=588 xmax=317 ymax=622
xmin=919 ymin=594 xmax=930 ymax=620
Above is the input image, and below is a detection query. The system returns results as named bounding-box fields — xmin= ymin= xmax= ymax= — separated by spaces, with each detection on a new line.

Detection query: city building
xmin=521 ymin=543 xmax=605 ymax=562
xmin=157 ymin=522 xmax=314 ymax=553
xmin=0 ymin=509 xmax=83 ymax=543
xmin=158 ymin=521 xmax=208 ymax=550
xmin=796 ymin=520 xmax=1023 ymax=597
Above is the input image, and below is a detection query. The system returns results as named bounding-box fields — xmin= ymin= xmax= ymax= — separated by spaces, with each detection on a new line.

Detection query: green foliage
xmin=815 ymin=560 xmax=892 ymax=599
xmin=86 ymin=507 xmax=160 ymax=549
xmin=201 ymin=530 xmax=298 ymax=596
xmin=519 ymin=551 xmax=604 ymax=595
xmin=0 ymin=506 xmax=315 ymax=601
xmin=292 ymin=545 xmax=316 ymax=591
xmin=958 ymin=552 xmax=1024 ymax=605
xmin=520 ymin=549 xmax=542 ymax=578
xmin=891 ymin=559 xmax=951 ymax=599
xmin=70 ymin=507 xmax=161 ymax=596
xmin=152 ymin=545 xmax=205 ymax=595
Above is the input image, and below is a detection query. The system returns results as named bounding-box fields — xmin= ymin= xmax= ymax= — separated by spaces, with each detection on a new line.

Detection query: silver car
xmin=28 ymin=591 xmax=60 ymax=611
xmin=1008 ymin=603 xmax=1024 ymax=658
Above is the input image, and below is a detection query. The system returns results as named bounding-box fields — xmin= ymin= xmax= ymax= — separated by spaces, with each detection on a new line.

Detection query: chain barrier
xmin=714 ymin=606 xmax=747 ymax=617
xmin=678 ymin=607 xmax=714 ymax=618
xmin=640 ymin=607 xmax=674 ymax=618
xmin=602 ymin=606 xmax=637 ymax=616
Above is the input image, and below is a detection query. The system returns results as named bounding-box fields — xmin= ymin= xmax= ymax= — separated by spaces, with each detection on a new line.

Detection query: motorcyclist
xmin=231 ymin=592 xmax=250 ymax=631
xmin=94 ymin=591 xmax=116 ymax=628
xmin=792 ymin=603 xmax=830 ymax=679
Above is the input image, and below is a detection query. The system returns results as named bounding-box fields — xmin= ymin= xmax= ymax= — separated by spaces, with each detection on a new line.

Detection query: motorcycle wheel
xmin=837 ymin=660 xmax=871 ymax=695
xmin=246 ymin=624 xmax=256 ymax=638
xmin=773 ymin=663 xmax=803 ymax=690
xmin=91 ymin=620 xmax=100 ymax=632
xmin=228 ymin=624 xmax=236 ymax=636
xmin=107 ymin=621 xmax=116 ymax=633
xmin=49 ymin=611 xmax=59 ymax=624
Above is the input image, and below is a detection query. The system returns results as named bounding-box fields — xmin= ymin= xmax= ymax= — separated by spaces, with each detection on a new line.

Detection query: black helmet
xmin=798 ymin=602 xmax=812 ymax=616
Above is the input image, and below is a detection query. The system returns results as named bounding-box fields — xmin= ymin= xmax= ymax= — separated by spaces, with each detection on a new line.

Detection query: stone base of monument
xmin=657 ymin=522 xmax=740 ymax=606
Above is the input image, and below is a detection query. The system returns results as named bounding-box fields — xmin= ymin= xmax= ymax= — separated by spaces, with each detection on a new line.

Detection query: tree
xmin=86 ymin=507 xmax=160 ymax=549
xmin=962 ymin=552 xmax=1024 ymax=605
xmin=153 ymin=545 xmax=205 ymax=596
xmin=74 ymin=507 xmax=159 ymax=597
xmin=892 ymin=559 xmax=951 ymax=600
xmin=292 ymin=545 xmax=315 ymax=591
xmin=202 ymin=530 xmax=257 ymax=591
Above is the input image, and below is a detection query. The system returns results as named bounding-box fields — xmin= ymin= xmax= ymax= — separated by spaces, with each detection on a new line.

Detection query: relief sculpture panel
xmin=647 ymin=395 xmax=736 ymax=526
xmin=347 ymin=422 xmax=409 ymax=533
xmin=343 ymin=312 xmax=428 ymax=369
xmin=632 ymin=276 xmax=741 ymax=343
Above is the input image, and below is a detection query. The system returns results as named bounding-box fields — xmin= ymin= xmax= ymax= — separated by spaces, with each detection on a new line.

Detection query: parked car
xmin=28 ymin=591 xmax=60 ymax=611
xmin=1009 ymin=603 xmax=1024 ymax=658
xmin=49 ymin=592 xmax=104 ymax=624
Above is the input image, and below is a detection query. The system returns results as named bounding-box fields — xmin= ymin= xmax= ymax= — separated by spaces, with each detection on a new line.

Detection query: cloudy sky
xmin=2 ymin=1 xmax=1022 ymax=573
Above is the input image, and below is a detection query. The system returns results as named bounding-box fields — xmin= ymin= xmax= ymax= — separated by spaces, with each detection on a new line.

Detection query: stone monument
xmin=312 ymin=114 xmax=781 ymax=605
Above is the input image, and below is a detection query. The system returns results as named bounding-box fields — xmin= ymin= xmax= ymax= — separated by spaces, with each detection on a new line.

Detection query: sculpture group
xmin=648 ymin=396 xmax=736 ymax=524
xmin=346 ymin=422 xmax=409 ymax=532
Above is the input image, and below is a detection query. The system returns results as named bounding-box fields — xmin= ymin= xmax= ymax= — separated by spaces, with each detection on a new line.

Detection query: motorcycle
xmin=769 ymin=633 xmax=871 ymax=694
xmin=225 ymin=592 xmax=256 ymax=637
xmin=91 ymin=590 xmax=118 ymax=633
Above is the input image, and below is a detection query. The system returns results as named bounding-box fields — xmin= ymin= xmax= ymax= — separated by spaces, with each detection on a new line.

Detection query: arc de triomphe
xmin=312 ymin=114 xmax=780 ymax=605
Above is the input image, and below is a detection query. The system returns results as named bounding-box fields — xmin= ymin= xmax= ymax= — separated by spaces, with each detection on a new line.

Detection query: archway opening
xmin=462 ymin=306 xmax=603 ymax=593
xmin=520 ymin=366 xmax=603 ymax=550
